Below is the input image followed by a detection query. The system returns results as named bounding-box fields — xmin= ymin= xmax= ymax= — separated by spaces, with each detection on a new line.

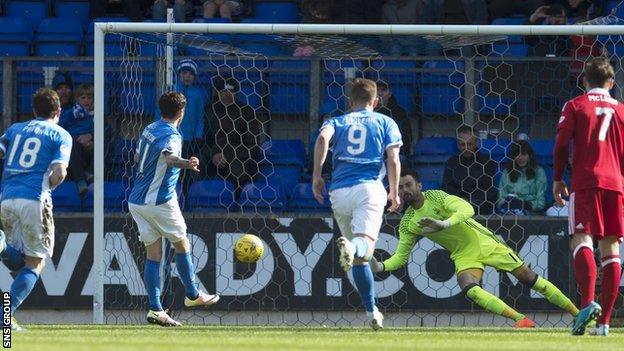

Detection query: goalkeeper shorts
xmin=454 ymin=243 xmax=524 ymax=274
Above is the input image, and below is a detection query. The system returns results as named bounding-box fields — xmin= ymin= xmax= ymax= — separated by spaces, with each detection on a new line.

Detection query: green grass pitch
xmin=8 ymin=325 xmax=624 ymax=351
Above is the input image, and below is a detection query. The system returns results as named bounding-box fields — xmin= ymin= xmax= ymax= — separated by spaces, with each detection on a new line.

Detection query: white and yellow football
xmin=234 ymin=234 xmax=264 ymax=263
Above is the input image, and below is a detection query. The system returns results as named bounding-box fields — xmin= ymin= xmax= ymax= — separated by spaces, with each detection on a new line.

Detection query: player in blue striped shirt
xmin=129 ymin=92 xmax=219 ymax=327
xmin=0 ymin=88 xmax=73 ymax=331
xmin=313 ymin=78 xmax=402 ymax=330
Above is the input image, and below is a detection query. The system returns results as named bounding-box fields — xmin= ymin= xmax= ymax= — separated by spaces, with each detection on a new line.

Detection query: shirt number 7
xmin=595 ymin=107 xmax=615 ymax=142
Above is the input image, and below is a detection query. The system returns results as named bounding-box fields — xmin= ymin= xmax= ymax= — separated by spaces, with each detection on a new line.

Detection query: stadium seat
xmin=371 ymin=60 xmax=418 ymax=112
xmin=288 ymin=183 xmax=331 ymax=212
xmin=35 ymin=17 xmax=83 ymax=56
xmin=187 ymin=179 xmax=235 ymax=212
xmin=55 ymin=1 xmax=90 ymax=30
xmin=239 ymin=182 xmax=286 ymax=211
xmin=7 ymin=0 xmax=48 ymax=31
xmin=0 ymin=17 xmax=33 ymax=56
xmin=270 ymin=60 xmax=310 ymax=114
xmin=421 ymin=60 xmax=464 ymax=115
xmin=52 ymin=181 xmax=81 ymax=212
xmin=490 ymin=18 xmax=528 ymax=57
xmin=82 ymin=181 xmax=128 ymax=212
xmin=529 ymin=139 xmax=555 ymax=166
xmin=480 ymin=138 xmax=512 ymax=164
xmin=107 ymin=139 xmax=136 ymax=181
xmin=413 ymin=137 xmax=458 ymax=164
xmin=250 ymin=2 xmax=300 ymax=23
xmin=414 ymin=164 xmax=445 ymax=189
xmin=260 ymin=165 xmax=302 ymax=196
xmin=261 ymin=139 xmax=306 ymax=168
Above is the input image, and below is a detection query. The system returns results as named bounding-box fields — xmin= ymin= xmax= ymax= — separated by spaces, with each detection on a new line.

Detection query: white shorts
xmin=329 ymin=182 xmax=387 ymax=241
xmin=128 ymin=198 xmax=187 ymax=246
xmin=0 ymin=198 xmax=55 ymax=258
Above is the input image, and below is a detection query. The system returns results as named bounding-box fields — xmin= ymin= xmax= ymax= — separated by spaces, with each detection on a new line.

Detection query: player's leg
xmin=457 ymin=268 xmax=531 ymax=327
xmin=351 ymin=234 xmax=382 ymax=330
xmin=0 ymin=203 xmax=26 ymax=271
xmin=591 ymin=190 xmax=623 ymax=336
xmin=129 ymin=203 xmax=181 ymax=327
xmin=158 ymin=199 xmax=219 ymax=307
xmin=511 ymin=264 xmax=578 ymax=316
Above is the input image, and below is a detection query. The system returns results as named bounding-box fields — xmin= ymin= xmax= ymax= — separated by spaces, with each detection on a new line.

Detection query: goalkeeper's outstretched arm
xmin=377 ymin=228 xmax=418 ymax=272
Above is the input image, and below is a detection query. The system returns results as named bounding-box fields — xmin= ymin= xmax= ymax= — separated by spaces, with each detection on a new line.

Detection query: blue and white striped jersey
xmin=129 ymin=120 xmax=182 ymax=206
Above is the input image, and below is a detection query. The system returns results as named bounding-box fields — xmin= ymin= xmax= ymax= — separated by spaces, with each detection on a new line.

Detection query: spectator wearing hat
xmin=156 ymin=59 xmax=206 ymax=158
xmin=207 ymin=76 xmax=265 ymax=196
xmin=153 ymin=0 xmax=193 ymax=22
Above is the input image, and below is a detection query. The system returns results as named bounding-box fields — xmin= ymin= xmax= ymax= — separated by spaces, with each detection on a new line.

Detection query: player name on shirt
xmin=588 ymin=94 xmax=619 ymax=105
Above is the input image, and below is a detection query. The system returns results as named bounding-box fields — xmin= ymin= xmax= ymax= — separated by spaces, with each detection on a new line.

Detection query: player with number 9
xmin=553 ymin=57 xmax=624 ymax=336
xmin=0 ymin=88 xmax=72 ymax=331
xmin=312 ymin=78 xmax=402 ymax=330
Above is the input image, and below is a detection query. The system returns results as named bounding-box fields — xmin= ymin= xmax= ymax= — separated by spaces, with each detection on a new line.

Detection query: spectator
xmin=59 ymin=84 xmax=95 ymax=196
xmin=381 ymin=0 xmax=429 ymax=56
xmin=156 ymin=59 xmax=206 ymax=158
xmin=549 ymin=0 xmax=604 ymax=21
xmin=429 ymin=0 xmax=488 ymax=24
xmin=334 ymin=0 xmax=383 ymax=23
xmin=153 ymin=0 xmax=192 ymax=22
xmin=53 ymin=71 xmax=74 ymax=111
xmin=203 ymin=0 xmax=244 ymax=19
xmin=90 ymin=0 xmax=148 ymax=22
xmin=300 ymin=0 xmax=334 ymax=23
xmin=442 ymin=126 xmax=498 ymax=215
xmin=375 ymin=81 xmax=413 ymax=161
xmin=207 ymin=76 xmax=265 ymax=195
xmin=488 ymin=0 xmax=544 ymax=20
xmin=497 ymin=141 xmax=547 ymax=214
xmin=527 ymin=5 xmax=571 ymax=56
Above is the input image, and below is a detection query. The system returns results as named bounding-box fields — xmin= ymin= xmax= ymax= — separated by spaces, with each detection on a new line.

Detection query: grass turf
xmin=8 ymin=325 xmax=624 ymax=351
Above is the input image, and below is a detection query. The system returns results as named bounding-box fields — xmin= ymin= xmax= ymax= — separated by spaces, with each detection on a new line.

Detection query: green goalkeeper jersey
xmin=383 ymin=190 xmax=504 ymax=272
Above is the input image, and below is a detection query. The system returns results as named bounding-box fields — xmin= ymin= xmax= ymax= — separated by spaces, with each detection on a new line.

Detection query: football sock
xmin=176 ymin=252 xmax=200 ymax=300
xmin=531 ymin=276 xmax=579 ymax=316
xmin=465 ymin=284 xmax=524 ymax=322
xmin=352 ymin=264 xmax=375 ymax=313
xmin=572 ymin=244 xmax=596 ymax=308
xmin=0 ymin=244 xmax=25 ymax=271
xmin=597 ymin=256 xmax=621 ymax=325
xmin=351 ymin=237 xmax=369 ymax=259
xmin=144 ymin=260 xmax=163 ymax=311
xmin=10 ymin=267 xmax=39 ymax=314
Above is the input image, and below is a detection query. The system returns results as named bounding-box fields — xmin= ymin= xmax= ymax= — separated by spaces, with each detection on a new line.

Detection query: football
xmin=234 ymin=234 xmax=264 ymax=263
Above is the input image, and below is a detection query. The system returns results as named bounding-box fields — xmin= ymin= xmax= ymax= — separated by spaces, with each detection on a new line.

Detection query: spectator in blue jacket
xmin=156 ymin=59 xmax=206 ymax=157
xmin=59 ymin=84 xmax=95 ymax=196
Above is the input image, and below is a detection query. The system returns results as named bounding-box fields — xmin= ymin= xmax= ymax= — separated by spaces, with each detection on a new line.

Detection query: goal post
xmin=93 ymin=22 xmax=624 ymax=325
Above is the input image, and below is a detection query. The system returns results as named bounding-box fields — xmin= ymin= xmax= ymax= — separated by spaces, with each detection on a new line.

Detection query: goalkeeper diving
xmin=371 ymin=168 xmax=579 ymax=327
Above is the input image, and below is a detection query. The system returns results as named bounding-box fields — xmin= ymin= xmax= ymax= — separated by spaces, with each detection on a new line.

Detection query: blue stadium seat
xmin=239 ymin=182 xmax=286 ymax=211
xmin=421 ymin=60 xmax=464 ymax=115
xmin=35 ymin=17 xmax=83 ymax=56
xmin=288 ymin=183 xmax=331 ymax=212
xmin=260 ymin=165 xmax=302 ymax=195
xmin=239 ymin=42 xmax=285 ymax=56
xmin=529 ymin=139 xmax=555 ymax=166
xmin=412 ymin=137 xmax=457 ymax=164
xmin=490 ymin=18 xmax=528 ymax=57
xmin=270 ymin=60 xmax=310 ymax=114
xmin=261 ymin=139 xmax=306 ymax=168
xmin=0 ymin=17 xmax=33 ymax=56
xmin=56 ymin=1 xmax=90 ymax=30
xmin=7 ymin=1 xmax=48 ymax=31
xmin=187 ymin=179 xmax=235 ymax=212
xmin=370 ymin=60 xmax=418 ymax=112
xmin=82 ymin=181 xmax=128 ymax=212
xmin=52 ymin=181 xmax=81 ymax=212
xmin=107 ymin=139 xmax=136 ymax=180
xmin=480 ymin=138 xmax=512 ymax=163
xmin=414 ymin=164 xmax=445 ymax=189
xmin=251 ymin=2 xmax=300 ymax=23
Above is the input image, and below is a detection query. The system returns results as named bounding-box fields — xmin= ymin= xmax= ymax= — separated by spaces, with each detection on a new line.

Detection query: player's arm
xmin=312 ymin=124 xmax=334 ymax=203
xmin=553 ymin=101 xmax=575 ymax=205
xmin=418 ymin=191 xmax=474 ymax=232
xmin=0 ymin=132 xmax=6 ymax=158
xmin=164 ymin=152 xmax=199 ymax=172
xmin=48 ymin=163 xmax=68 ymax=190
xmin=386 ymin=145 xmax=401 ymax=212
xmin=378 ymin=225 xmax=418 ymax=272
xmin=49 ymin=132 xmax=73 ymax=190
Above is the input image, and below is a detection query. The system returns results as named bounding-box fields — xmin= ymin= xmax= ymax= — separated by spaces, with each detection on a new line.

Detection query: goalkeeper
xmin=371 ymin=168 xmax=579 ymax=327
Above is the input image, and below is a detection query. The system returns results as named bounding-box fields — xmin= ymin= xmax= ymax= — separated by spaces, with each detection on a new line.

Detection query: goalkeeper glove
xmin=418 ymin=217 xmax=450 ymax=233
xmin=370 ymin=256 xmax=385 ymax=273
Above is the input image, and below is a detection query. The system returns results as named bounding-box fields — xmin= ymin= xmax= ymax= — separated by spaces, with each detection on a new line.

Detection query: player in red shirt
xmin=553 ymin=57 xmax=624 ymax=336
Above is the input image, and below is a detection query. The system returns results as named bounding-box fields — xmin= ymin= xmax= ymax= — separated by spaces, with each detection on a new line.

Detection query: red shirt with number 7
xmin=555 ymin=88 xmax=624 ymax=193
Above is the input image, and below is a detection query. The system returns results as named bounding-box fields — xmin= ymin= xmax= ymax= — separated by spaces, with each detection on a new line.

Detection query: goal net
xmin=91 ymin=20 xmax=624 ymax=327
